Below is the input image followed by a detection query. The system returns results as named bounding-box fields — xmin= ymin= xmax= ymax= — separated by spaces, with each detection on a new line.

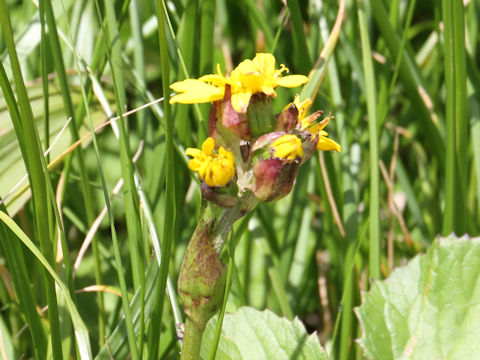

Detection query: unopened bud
xmin=276 ymin=102 xmax=299 ymax=132
xmin=246 ymin=94 xmax=276 ymax=137
xmin=177 ymin=224 xmax=227 ymax=330
xmin=219 ymin=85 xmax=251 ymax=140
xmin=250 ymin=132 xmax=301 ymax=202
xmin=201 ymin=182 xmax=238 ymax=208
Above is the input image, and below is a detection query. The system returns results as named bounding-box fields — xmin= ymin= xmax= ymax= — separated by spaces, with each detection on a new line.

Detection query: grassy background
xmin=0 ymin=0 xmax=479 ymax=358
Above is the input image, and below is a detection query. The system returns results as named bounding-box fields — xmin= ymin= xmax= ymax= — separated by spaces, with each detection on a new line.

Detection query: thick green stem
xmin=212 ymin=191 xmax=258 ymax=252
xmin=178 ymin=192 xmax=258 ymax=359
xmin=181 ymin=318 xmax=204 ymax=360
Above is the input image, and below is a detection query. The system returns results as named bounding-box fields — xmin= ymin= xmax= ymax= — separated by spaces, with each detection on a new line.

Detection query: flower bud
xmin=219 ymin=85 xmax=251 ymax=140
xmin=252 ymin=158 xmax=299 ymax=202
xmin=250 ymin=132 xmax=302 ymax=202
xmin=201 ymin=182 xmax=238 ymax=208
xmin=177 ymin=223 xmax=227 ymax=330
xmin=275 ymin=102 xmax=299 ymax=132
xmin=246 ymin=94 xmax=276 ymax=137
xmin=185 ymin=137 xmax=236 ymax=188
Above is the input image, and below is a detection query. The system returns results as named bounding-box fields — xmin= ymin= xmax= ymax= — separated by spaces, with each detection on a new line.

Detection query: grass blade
xmin=0 ymin=204 xmax=47 ymax=357
xmin=0 ymin=3 xmax=63 ymax=357
xmin=357 ymin=0 xmax=380 ymax=280
xmin=41 ymin=0 xmax=106 ymax=343
xmin=148 ymin=1 xmax=177 ymax=358
xmin=370 ymin=0 xmax=444 ymax=165
xmin=441 ymin=0 xmax=468 ymax=235
xmin=0 ymin=210 xmax=92 ymax=359
xmin=286 ymin=0 xmax=311 ymax=73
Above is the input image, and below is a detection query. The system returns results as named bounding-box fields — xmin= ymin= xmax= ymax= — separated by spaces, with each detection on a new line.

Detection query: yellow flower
xmin=287 ymin=95 xmax=341 ymax=153
xmin=185 ymin=137 xmax=236 ymax=187
xmin=271 ymin=134 xmax=304 ymax=161
xmin=170 ymin=53 xmax=309 ymax=113
xmin=301 ymin=115 xmax=341 ymax=152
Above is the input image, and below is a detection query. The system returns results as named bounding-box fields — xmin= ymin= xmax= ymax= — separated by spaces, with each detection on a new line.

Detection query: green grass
xmin=0 ymin=0 xmax=479 ymax=358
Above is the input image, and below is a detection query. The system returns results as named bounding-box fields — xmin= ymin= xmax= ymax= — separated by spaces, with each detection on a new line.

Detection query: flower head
xmin=301 ymin=115 xmax=341 ymax=152
xmin=170 ymin=53 xmax=309 ymax=114
xmin=185 ymin=137 xmax=235 ymax=187
xmin=288 ymin=95 xmax=342 ymax=153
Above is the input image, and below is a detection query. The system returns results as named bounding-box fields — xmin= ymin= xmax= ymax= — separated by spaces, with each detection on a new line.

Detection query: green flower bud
xmin=177 ymin=223 xmax=227 ymax=330
xmin=246 ymin=94 xmax=276 ymax=137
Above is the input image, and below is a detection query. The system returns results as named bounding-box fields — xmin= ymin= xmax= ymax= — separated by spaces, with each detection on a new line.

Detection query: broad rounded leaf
xmin=355 ymin=235 xmax=480 ymax=360
xmin=201 ymin=307 xmax=328 ymax=360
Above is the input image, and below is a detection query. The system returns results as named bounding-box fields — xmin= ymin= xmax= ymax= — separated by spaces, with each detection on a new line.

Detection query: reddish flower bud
xmin=250 ymin=131 xmax=302 ymax=202
xmin=252 ymin=158 xmax=299 ymax=202
xmin=218 ymin=85 xmax=251 ymax=140
xmin=275 ymin=102 xmax=299 ymax=132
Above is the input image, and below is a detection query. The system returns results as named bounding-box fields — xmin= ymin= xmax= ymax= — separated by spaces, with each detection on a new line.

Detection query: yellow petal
xmin=170 ymin=79 xmax=208 ymax=92
xmin=317 ymin=136 xmax=341 ymax=152
xmin=170 ymin=80 xmax=224 ymax=104
xmin=234 ymin=59 xmax=256 ymax=75
xmin=275 ymin=75 xmax=309 ymax=88
xmin=170 ymin=91 xmax=224 ymax=105
xmin=196 ymin=162 xmax=209 ymax=179
xmin=218 ymin=147 xmax=230 ymax=157
xmin=202 ymin=137 xmax=215 ymax=155
xmin=272 ymin=134 xmax=303 ymax=160
xmin=302 ymin=113 xmax=329 ymax=133
xmin=298 ymin=98 xmax=312 ymax=118
xmin=231 ymin=91 xmax=252 ymax=113
xmin=199 ymin=74 xmax=228 ymax=87
xmin=238 ymin=72 xmax=263 ymax=93
xmin=252 ymin=53 xmax=276 ymax=76
xmin=188 ymin=159 xmax=201 ymax=170
xmin=185 ymin=148 xmax=203 ymax=158
xmin=189 ymin=159 xmax=208 ymax=177
xmin=261 ymin=85 xmax=276 ymax=96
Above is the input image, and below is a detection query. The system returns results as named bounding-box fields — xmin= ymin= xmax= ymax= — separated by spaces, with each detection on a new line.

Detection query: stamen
xmin=274 ymin=64 xmax=289 ymax=78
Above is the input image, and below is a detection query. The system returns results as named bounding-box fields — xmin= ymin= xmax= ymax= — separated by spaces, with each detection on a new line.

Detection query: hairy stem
xmin=181 ymin=318 xmax=203 ymax=360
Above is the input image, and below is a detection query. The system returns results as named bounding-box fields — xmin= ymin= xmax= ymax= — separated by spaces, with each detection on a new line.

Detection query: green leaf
xmin=200 ymin=307 xmax=328 ymax=360
xmin=355 ymin=235 xmax=480 ymax=360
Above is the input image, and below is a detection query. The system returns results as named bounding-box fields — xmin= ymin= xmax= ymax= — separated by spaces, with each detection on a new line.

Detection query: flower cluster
xmin=174 ymin=54 xmax=342 ymax=353
xmin=171 ymin=53 xmax=340 ymax=203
